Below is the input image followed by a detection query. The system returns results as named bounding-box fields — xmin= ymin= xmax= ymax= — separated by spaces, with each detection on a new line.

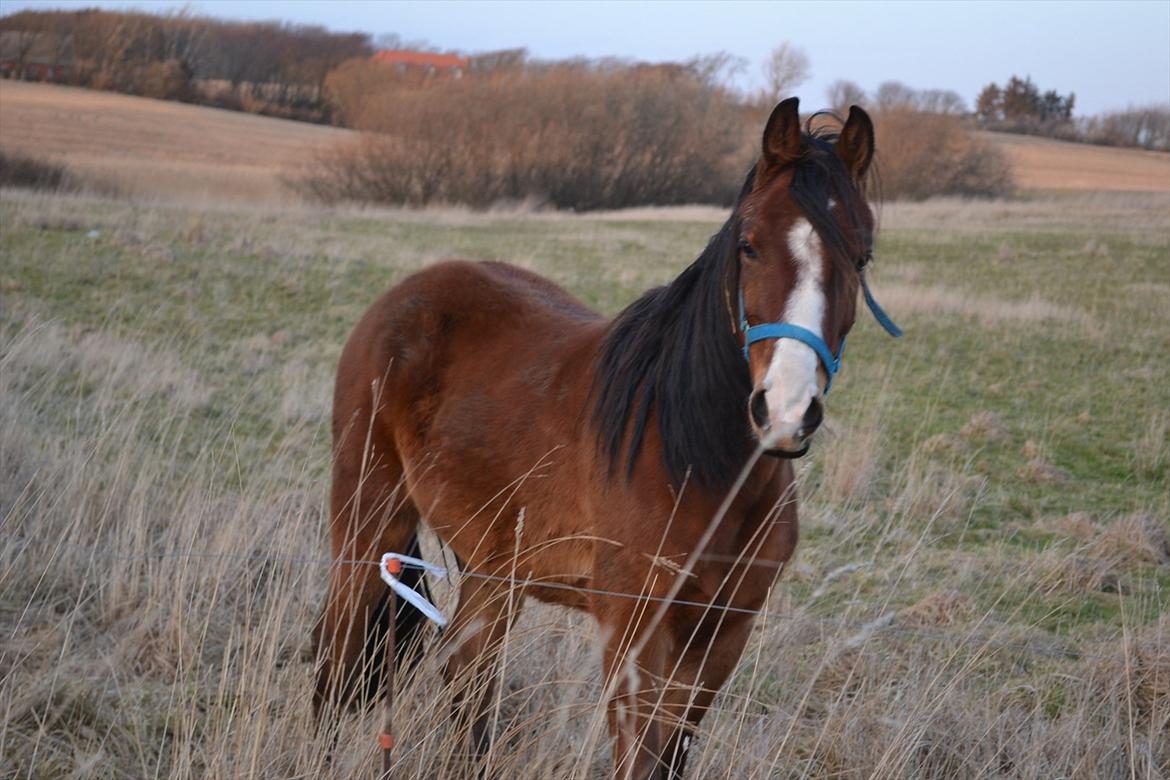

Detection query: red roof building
xmin=372 ymin=50 xmax=468 ymax=77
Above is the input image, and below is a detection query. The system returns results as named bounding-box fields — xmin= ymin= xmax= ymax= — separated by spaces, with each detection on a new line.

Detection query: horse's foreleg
xmin=655 ymin=615 xmax=755 ymax=779
xmin=602 ymin=623 xmax=672 ymax=780
xmin=440 ymin=576 xmax=522 ymax=760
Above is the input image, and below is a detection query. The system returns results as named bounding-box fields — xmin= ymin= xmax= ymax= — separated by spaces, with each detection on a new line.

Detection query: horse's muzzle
xmin=749 ymin=388 xmax=823 ymax=456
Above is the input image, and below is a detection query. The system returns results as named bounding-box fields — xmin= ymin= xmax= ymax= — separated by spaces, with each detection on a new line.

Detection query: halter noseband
xmin=738 ymin=269 xmax=902 ymax=394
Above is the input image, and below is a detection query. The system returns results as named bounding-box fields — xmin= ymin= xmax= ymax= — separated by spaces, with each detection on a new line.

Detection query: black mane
xmin=590 ymin=126 xmax=867 ymax=491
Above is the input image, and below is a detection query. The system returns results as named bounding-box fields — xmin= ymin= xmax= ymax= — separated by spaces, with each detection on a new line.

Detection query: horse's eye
xmin=738 ymin=239 xmax=758 ymax=260
xmin=858 ymin=250 xmax=873 ymax=270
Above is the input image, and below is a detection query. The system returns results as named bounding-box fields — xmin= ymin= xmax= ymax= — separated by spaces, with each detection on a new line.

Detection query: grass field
xmin=981 ymin=131 xmax=1170 ymax=194
xmin=0 ymin=81 xmax=351 ymax=203
xmin=1 ymin=179 xmax=1167 ymax=778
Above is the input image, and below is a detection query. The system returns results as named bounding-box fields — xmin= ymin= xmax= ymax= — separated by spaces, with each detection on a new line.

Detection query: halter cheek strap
xmin=739 ymin=270 xmax=901 ymax=395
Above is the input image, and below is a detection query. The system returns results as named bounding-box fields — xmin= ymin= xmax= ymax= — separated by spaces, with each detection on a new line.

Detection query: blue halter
xmin=739 ymin=270 xmax=902 ymax=394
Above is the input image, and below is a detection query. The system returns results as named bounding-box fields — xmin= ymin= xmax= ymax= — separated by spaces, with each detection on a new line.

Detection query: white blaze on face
xmin=762 ymin=218 xmax=825 ymax=442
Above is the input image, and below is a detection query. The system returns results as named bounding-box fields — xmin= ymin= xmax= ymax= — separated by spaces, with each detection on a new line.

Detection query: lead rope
xmin=859 ymin=268 xmax=903 ymax=337
xmin=377 ymin=553 xmax=449 ymax=777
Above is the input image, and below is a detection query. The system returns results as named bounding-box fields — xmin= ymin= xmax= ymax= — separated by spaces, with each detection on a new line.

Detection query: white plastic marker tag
xmin=379 ymin=552 xmax=449 ymax=627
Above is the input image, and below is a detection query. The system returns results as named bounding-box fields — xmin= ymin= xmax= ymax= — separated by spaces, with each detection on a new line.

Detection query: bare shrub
xmin=319 ymin=56 xmax=387 ymax=128
xmin=825 ymin=79 xmax=865 ymax=116
xmin=0 ymin=147 xmax=76 ymax=191
xmin=307 ymin=64 xmax=1014 ymax=208
xmin=874 ymin=109 xmax=1014 ymax=200
xmin=138 ymin=58 xmax=196 ymax=101
xmin=298 ymin=61 xmax=752 ymax=210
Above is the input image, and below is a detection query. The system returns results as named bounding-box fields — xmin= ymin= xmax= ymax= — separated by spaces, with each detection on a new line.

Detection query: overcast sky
xmin=6 ymin=0 xmax=1169 ymax=115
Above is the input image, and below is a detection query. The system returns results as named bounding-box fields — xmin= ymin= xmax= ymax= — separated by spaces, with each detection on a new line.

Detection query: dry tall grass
xmin=2 ymin=188 xmax=1167 ymax=778
xmin=4 ymin=304 xmax=1166 ymax=778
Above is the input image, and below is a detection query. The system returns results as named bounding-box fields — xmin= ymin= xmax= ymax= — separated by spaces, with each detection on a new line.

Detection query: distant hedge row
xmin=0 ymin=8 xmax=369 ymax=122
xmin=2 ymin=8 xmax=1014 ymax=207
xmin=0 ymin=148 xmax=75 ymax=191
xmin=297 ymin=62 xmax=755 ymax=211
xmin=296 ymin=61 xmax=1012 ymax=209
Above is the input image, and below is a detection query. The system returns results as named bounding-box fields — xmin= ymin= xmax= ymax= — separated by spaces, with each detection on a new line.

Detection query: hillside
xmin=0 ymin=80 xmax=353 ymax=202
xmin=2 ymin=81 xmax=1168 ymax=202
xmin=981 ymin=130 xmax=1170 ymax=193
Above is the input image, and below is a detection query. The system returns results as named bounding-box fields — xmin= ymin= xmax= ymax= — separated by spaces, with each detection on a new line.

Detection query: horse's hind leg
xmin=439 ymin=575 xmax=523 ymax=760
xmin=314 ymin=415 xmax=421 ymax=718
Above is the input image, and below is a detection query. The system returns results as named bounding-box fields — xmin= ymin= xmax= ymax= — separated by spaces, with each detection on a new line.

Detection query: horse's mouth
xmin=751 ymin=421 xmax=814 ymax=458
xmin=764 ymin=440 xmax=811 ymax=459
xmin=749 ymin=406 xmax=816 ymax=458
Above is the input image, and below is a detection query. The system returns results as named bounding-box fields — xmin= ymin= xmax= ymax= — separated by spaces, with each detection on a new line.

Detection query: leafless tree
xmin=918 ymin=88 xmax=966 ymax=115
xmin=686 ymin=51 xmax=747 ymax=91
xmin=469 ymin=48 xmax=528 ymax=75
xmin=826 ymin=79 xmax=866 ymax=114
xmin=1081 ymin=103 xmax=1170 ymax=151
xmin=875 ymin=80 xmax=916 ymax=111
xmin=761 ymin=43 xmax=809 ymax=102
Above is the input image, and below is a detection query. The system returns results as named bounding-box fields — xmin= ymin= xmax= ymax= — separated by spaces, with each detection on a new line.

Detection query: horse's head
xmin=734 ymin=97 xmax=879 ymax=456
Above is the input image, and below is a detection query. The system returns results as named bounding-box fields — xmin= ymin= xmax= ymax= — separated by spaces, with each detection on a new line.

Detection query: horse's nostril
xmin=749 ymin=388 xmax=770 ymax=429
xmin=801 ymin=397 xmax=824 ymax=435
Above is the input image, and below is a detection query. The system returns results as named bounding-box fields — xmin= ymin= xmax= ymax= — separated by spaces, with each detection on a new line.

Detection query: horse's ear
xmin=837 ymin=105 xmax=875 ymax=180
xmin=760 ymin=97 xmax=802 ymax=178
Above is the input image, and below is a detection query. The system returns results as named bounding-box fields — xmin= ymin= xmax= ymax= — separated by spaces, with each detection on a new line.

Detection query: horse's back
xmin=342 ymin=260 xmax=597 ymax=370
xmin=477 ymin=261 xmax=601 ymax=321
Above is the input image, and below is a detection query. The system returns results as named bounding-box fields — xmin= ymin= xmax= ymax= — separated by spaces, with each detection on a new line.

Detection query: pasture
xmin=1 ymin=183 xmax=1167 ymax=778
xmin=980 ymin=131 xmax=1170 ymax=193
xmin=0 ymin=80 xmax=351 ymax=203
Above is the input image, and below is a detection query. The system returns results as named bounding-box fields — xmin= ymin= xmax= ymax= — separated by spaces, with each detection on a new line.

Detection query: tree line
xmin=0 ymin=8 xmax=372 ymax=121
xmin=975 ymin=75 xmax=1168 ymax=151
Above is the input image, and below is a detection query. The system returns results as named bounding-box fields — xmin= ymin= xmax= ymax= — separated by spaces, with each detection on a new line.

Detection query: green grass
xmin=2 ymin=189 xmax=1167 ymax=778
xmin=3 ymin=192 xmax=1166 ymax=615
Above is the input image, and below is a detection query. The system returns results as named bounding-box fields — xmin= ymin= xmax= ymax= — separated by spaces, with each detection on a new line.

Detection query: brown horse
xmin=316 ymin=98 xmax=884 ymax=779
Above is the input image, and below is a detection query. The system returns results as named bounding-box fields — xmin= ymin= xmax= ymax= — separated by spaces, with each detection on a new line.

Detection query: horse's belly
xmin=399 ymin=398 xmax=596 ymax=604
xmin=387 ymin=304 xmax=603 ymax=604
